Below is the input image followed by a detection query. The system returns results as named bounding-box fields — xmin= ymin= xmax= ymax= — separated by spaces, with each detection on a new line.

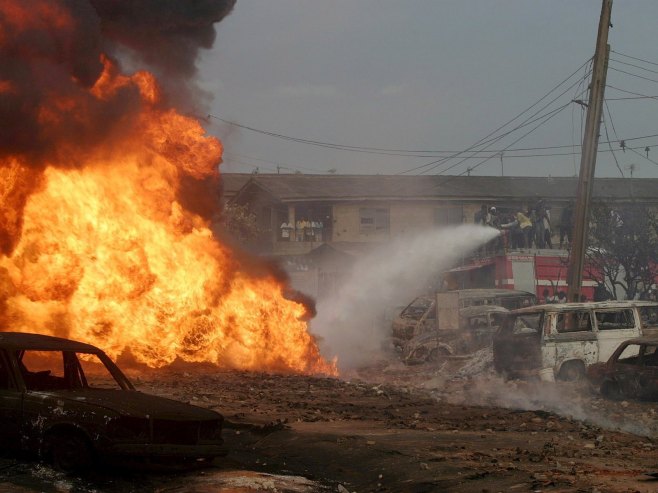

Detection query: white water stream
xmin=311 ymin=225 xmax=499 ymax=369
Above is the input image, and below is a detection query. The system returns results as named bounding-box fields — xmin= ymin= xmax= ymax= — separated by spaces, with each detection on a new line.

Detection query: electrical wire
xmin=601 ymin=103 xmax=625 ymax=177
xmin=609 ymin=57 xmax=658 ymax=76
xmin=609 ymin=66 xmax=658 ymax=85
xmin=213 ymin=49 xmax=658 ymax=176
xmin=607 ymin=84 xmax=658 ymax=101
xmin=208 ymin=59 xmax=593 ymax=166
xmin=611 ymin=49 xmax=658 ymax=69
xmin=402 ymin=65 xmax=592 ymax=175
xmin=627 ymin=146 xmax=658 ymax=168
xmin=419 ymin=102 xmax=573 ymax=175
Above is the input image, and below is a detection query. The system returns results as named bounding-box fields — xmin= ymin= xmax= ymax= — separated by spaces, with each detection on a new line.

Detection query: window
xmin=0 ymin=353 xmax=13 ymax=390
xmin=18 ymin=350 xmax=123 ymax=391
xmin=434 ymin=207 xmax=463 ymax=226
xmin=617 ymin=344 xmax=641 ymax=364
xmin=503 ymin=313 xmax=543 ymax=335
xmin=639 ymin=306 xmax=658 ymax=330
xmin=595 ymin=309 xmax=635 ymax=330
xmin=359 ymin=208 xmax=389 ymax=233
xmin=556 ymin=311 xmax=593 ymax=333
xmin=643 ymin=345 xmax=658 ymax=366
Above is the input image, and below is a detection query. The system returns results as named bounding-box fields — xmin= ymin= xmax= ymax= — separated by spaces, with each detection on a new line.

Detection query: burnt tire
xmin=557 ymin=361 xmax=586 ymax=382
xmin=600 ymin=380 xmax=623 ymax=401
xmin=428 ymin=346 xmax=451 ymax=363
xmin=46 ymin=431 xmax=94 ymax=472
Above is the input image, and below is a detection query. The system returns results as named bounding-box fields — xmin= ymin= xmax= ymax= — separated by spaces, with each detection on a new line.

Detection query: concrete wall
xmin=331 ymin=202 xmax=463 ymax=243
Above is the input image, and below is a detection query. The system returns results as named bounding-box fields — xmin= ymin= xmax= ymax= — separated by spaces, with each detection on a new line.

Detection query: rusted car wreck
xmin=402 ymin=305 xmax=508 ymax=364
xmin=588 ymin=336 xmax=658 ymax=400
xmin=493 ymin=301 xmax=658 ymax=381
xmin=392 ymin=288 xmax=535 ymax=350
xmin=0 ymin=332 xmax=224 ymax=470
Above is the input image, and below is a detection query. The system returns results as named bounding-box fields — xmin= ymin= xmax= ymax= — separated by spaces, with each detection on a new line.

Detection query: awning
xmin=446 ymin=262 xmax=494 ymax=273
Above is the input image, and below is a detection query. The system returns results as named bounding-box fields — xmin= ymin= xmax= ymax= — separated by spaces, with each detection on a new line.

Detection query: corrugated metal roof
xmin=228 ymin=174 xmax=657 ymax=202
xmin=220 ymin=173 xmax=253 ymax=199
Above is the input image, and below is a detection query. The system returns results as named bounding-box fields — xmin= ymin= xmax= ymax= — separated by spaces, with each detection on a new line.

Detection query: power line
xmin=424 ymin=100 xmax=572 ymax=177
xmin=627 ymin=146 xmax=658 ymax=168
xmin=401 ymin=62 xmax=593 ymax=175
xmin=611 ymin=49 xmax=658 ymax=69
xmin=605 ymin=95 xmax=658 ymax=100
xmin=609 ymin=57 xmax=658 ymax=76
xmin=609 ymin=65 xmax=658 ymax=85
xmin=602 ymin=102 xmax=624 ymax=177
xmin=607 ymin=84 xmax=658 ymax=102
xmin=208 ymin=59 xmax=593 ymax=170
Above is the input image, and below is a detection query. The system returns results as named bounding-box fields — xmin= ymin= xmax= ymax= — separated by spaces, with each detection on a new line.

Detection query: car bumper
xmin=101 ymin=442 xmax=225 ymax=458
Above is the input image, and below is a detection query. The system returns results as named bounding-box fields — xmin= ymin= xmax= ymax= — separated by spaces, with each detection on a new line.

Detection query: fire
xmin=0 ymin=57 xmax=335 ymax=374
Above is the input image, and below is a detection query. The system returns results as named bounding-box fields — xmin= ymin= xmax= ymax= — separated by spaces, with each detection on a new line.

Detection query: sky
xmin=198 ymin=1 xmax=658 ymax=178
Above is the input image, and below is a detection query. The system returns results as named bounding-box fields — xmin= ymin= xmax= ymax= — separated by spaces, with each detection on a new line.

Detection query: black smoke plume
xmin=0 ymin=0 xmax=235 ymax=162
xmin=0 ymin=0 xmax=236 ymax=254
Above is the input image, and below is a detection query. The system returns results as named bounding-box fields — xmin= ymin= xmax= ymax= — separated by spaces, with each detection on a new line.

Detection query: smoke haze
xmin=312 ymin=225 xmax=499 ymax=369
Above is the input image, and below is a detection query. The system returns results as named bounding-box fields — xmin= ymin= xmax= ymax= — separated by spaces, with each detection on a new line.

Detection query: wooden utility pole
xmin=566 ymin=0 xmax=613 ymax=302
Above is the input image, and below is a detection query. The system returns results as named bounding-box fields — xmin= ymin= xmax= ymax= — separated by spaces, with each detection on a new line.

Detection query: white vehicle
xmin=493 ymin=301 xmax=658 ymax=381
xmin=391 ymin=289 xmax=536 ymax=348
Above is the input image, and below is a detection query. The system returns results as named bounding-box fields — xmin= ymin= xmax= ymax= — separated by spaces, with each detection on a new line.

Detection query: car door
xmin=594 ymin=308 xmax=641 ymax=362
xmin=0 ymin=350 xmax=23 ymax=451
xmin=637 ymin=344 xmax=658 ymax=399
xmin=493 ymin=312 xmax=543 ymax=376
xmin=610 ymin=343 xmax=644 ymax=398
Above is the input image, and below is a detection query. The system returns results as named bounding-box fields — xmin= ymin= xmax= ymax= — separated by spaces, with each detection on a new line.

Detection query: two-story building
xmin=226 ymin=173 xmax=658 ymax=299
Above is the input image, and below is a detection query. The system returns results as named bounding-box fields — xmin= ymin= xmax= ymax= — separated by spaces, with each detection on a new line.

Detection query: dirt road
xmin=133 ymin=358 xmax=658 ymax=493
xmin=2 ymin=355 xmax=658 ymax=492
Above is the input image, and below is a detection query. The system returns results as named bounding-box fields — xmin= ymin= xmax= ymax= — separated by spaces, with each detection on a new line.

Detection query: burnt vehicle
xmin=493 ymin=301 xmax=657 ymax=382
xmin=0 ymin=332 xmax=224 ymax=471
xmin=637 ymin=301 xmax=658 ymax=337
xmin=392 ymin=289 xmax=535 ymax=348
xmin=588 ymin=337 xmax=658 ymax=400
xmin=402 ymin=305 xmax=508 ymax=364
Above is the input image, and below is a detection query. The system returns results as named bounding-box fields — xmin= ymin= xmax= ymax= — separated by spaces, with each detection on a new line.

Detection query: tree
xmin=585 ymin=203 xmax=658 ymax=300
xmin=218 ymin=203 xmax=262 ymax=244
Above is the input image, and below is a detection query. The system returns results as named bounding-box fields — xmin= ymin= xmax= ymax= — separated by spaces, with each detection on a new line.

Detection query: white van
xmin=493 ymin=301 xmax=658 ymax=381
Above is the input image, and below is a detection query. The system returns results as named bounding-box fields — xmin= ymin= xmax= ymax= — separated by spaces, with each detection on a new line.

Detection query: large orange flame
xmin=0 ymin=58 xmax=336 ymax=375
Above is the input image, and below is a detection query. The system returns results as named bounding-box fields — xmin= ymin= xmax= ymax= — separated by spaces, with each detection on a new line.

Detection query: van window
xmin=401 ymin=298 xmax=432 ymax=319
xmin=556 ymin=310 xmax=592 ymax=333
xmin=595 ymin=309 xmax=635 ymax=330
xmin=500 ymin=296 xmax=533 ymax=310
xmin=638 ymin=306 xmax=658 ymax=331
xmin=504 ymin=313 xmax=543 ymax=335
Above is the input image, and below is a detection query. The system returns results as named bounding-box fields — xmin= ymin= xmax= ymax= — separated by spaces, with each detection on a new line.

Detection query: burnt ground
xmin=2 ymin=353 xmax=658 ymax=493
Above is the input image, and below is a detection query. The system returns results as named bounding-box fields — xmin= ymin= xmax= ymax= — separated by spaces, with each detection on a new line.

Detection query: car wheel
xmin=428 ymin=346 xmax=451 ymax=363
xmin=557 ymin=361 xmax=586 ymax=382
xmin=46 ymin=431 xmax=94 ymax=472
xmin=600 ymin=380 xmax=623 ymax=401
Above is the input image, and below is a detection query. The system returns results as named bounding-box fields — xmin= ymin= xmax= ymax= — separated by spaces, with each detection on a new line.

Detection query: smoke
xmin=311 ymin=225 xmax=499 ymax=369
xmin=0 ymin=0 xmax=235 ymax=254
xmin=0 ymin=0 xmax=234 ymax=162
xmin=90 ymin=0 xmax=236 ymax=108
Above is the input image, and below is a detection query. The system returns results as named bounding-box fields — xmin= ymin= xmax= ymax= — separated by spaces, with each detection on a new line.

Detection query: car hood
xmin=31 ymin=390 xmax=222 ymax=421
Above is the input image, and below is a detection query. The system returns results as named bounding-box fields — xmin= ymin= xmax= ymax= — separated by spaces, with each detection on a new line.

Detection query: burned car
xmin=493 ymin=301 xmax=654 ymax=382
xmin=392 ymin=289 xmax=535 ymax=349
xmin=588 ymin=337 xmax=658 ymax=400
xmin=402 ymin=305 xmax=508 ymax=364
xmin=0 ymin=332 xmax=224 ymax=471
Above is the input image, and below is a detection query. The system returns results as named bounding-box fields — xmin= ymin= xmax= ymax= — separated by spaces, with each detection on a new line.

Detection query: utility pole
xmin=566 ymin=0 xmax=613 ymax=302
